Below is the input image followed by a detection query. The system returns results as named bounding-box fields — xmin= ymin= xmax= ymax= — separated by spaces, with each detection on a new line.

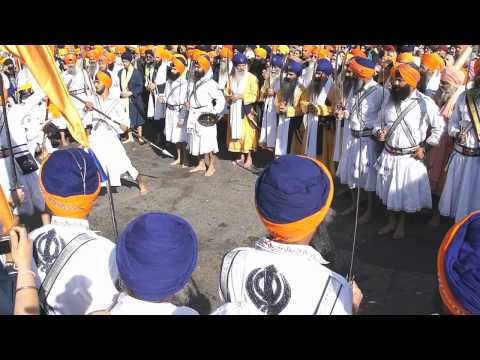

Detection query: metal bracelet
xmin=16 ymin=285 xmax=38 ymax=293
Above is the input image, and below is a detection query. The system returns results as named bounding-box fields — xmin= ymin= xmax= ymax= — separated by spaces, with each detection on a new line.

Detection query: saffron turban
xmin=391 ymin=63 xmax=421 ymax=88
xmin=172 ymin=54 xmax=187 ymax=74
xmin=255 ymin=155 xmax=334 ymax=243
xmin=195 ymin=54 xmax=211 ymax=73
xmin=422 ymin=53 xmax=445 ymax=72
xmin=350 ymin=48 xmax=367 ymax=58
xmin=116 ymin=212 xmax=198 ymax=302
xmin=397 ymin=52 xmax=415 ymax=64
xmin=87 ymin=50 xmax=99 ymax=61
xmin=220 ymin=47 xmax=233 ymax=59
xmin=95 ymin=71 xmax=112 ymax=89
xmin=441 ymin=67 xmax=465 ymax=87
xmin=349 ymin=56 xmax=376 ymax=78
xmin=40 ymin=149 xmax=101 ymax=219
xmin=116 ymin=46 xmax=126 ymax=54
xmin=103 ymin=52 xmax=116 ymax=65
xmin=438 ymin=210 xmax=480 ymax=315
xmin=317 ymin=48 xmax=330 ymax=59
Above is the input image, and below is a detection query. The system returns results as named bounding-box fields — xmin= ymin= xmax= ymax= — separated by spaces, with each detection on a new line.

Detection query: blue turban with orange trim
xmin=287 ymin=60 xmax=303 ymax=77
xmin=232 ymin=53 xmax=248 ymax=66
xmin=438 ymin=210 xmax=480 ymax=315
xmin=316 ymin=58 xmax=333 ymax=76
xmin=255 ymin=155 xmax=334 ymax=243
xmin=40 ymin=149 xmax=101 ymax=219
xmin=349 ymin=56 xmax=376 ymax=78
xmin=116 ymin=212 xmax=198 ymax=302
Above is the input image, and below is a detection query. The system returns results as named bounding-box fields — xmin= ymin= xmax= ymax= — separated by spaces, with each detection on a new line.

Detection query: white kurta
xmin=304 ymin=77 xmax=333 ymax=157
xmin=164 ymin=75 xmax=188 ymax=143
xmin=153 ymin=60 xmax=169 ymax=120
xmin=439 ymin=91 xmax=480 ymax=222
xmin=337 ymin=80 xmax=384 ymax=191
xmin=229 ymin=72 xmax=249 ymax=140
xmin=425 ymin=70 xmax=441 ymax=98
xmin=0 ymin=104 xmax=45 ymax=216
xmin=216 ymin=237 xmax=353 ymax=315
xmin=275 ymin=85 xmax=303 ymax=156
xmin=30 ymin=216 xmax=119 ymax=315
xmin=333 ymin=87 xmax=353 ymax=163
xmin=374 ymin=89 xmax=445 ymax=212
xmin=63 ymin=69 xmax=95 ymax=127
xmin=108 ymin=293 xmax=198 ymax=315
xmin=260 ymin=77 xmax=280 ymax=149
xmin=186 ymin=77 xmax=226 ymax=156
xmin=85 ymin=95 xmax=139 ymax=187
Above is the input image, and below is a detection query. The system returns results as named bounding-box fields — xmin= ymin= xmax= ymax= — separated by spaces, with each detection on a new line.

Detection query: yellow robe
xmin=300 ymin=87 xmax=336 ymax=174
xmin=225 ymin=73 xmax=259 ymax=153
xmin=274 ymin=85 xmax=306 ymax=155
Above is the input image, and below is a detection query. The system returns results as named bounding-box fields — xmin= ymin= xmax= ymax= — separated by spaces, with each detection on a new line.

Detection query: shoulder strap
xmin=385 ymin=99 xmax=420 ymax=144
xmin=349 ymin=86 xmax=378 ymax=119
xmin=219 ymin=248 xmax=246 ymax=303
xmin=466 ymin=89 xmax=480 ymax=142
xmin=38 ymin=232 xmax=97 ymax=313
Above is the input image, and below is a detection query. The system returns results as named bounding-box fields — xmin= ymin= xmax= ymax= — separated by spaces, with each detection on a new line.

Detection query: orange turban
xmin=195 ymin=55 xmax=211 ymax=73
xmin=87 ymin=50 xmax=99 ymax=61
xmin=116 ymin=46 xmax=126 ymax=54
xmin=96 ymin=71 xmax=112 ymax=89
xmin=422 ymin=53 xmax=445 ymax=72
xmin=397 ymin=52 xmax=415 ymax=64
xmin=136 ymin=46 xmax=146 ymax=55
xmin=220 ymin=47 xmax=233 ymax=59
xmin=391 ymin=63 xmax=421 ymax=88
xmin=223 ymin=45 xmax=233 ymax=52
xmin=186 ymin=48 xmax=196 ymax=59
xmin=208 ymin=51 xmax=217 ymax=59
xmin=349 ymin=57 xmax=376 ymax=79
xmin=303 ymin=45 xmax=315 ymax=55
xmin=64 ymin=54 xmax=77 ymax=65
xmin=317 ymin=48 xmax=329 ymax=59
xmin=172 ymin=54 xmax=187 ymax=74
xmin=254 ymin=47 xmax=267 ymax=59
xmin=474 ymin=59 xmax=480 ymax=77
xmin=104 ymin=52 xmax=116 ymax=65
xmin=351 ymin=48 xmax=367 ymax=58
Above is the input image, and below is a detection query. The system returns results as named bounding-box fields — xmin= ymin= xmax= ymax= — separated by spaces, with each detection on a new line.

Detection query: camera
xmin=0 ymin=235 xmax=11 ymax=255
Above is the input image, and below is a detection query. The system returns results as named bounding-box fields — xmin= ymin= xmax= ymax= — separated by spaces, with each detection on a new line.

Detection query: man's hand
xmin=415 ymin=146 xmax=426 ymax=160
xmin=279 ymin=102 xmax=288 ymax=114
xmin=11 ymin=188 xmax=25 ymax=206
xmin=177 ymin=119 xmax=184 ymax=128
xmin=376 ymin=128 xmax=386 ymax=142
xmin=158 ymin=95 xmax=166 ymax=104
xmin=84 ymin=101 xmax=94 ymax=112
xmin=147 ymin=83 xmax=156 ymax=91
xmin=352 ymin=280 xmax=363 ymax=314
xmin=9 ymin=226 xmax=33 ymax=271
xmin=230 ymin=94 xmax=243 ymax=102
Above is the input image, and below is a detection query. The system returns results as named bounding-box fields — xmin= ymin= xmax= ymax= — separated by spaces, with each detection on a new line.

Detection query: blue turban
xmin=441 ymin=212 xmax=480 ymax=314
xmin=261 ymin=45 xmax=272 ymax=57
xmin=116 ymin=212 xmax=198 ymax=302
xmin=254 ymin=155 xmax=333 ymax=243
xmin=232 ymin=53 xmax=248 ymax=66
xmin=287 ymin=60 xmax=303 ymax=77
xmin=121 ymin=51 xmax=133 ymax=62
xmin=41 ymin=148 xmax=99 ymax=197
xmin=248 ymin=45 xmax=257 ymax=50
xmin=315 ymin=59 xmax=333 ymax=76
xmin=271 ymin=54 xmax=285 ymax=69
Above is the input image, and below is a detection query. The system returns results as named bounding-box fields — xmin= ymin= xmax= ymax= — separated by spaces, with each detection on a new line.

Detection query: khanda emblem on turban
xmin=34 ymin=229 xmax=66 ymax=273
xmin=246 ymin=265 xmax=291 ymax=314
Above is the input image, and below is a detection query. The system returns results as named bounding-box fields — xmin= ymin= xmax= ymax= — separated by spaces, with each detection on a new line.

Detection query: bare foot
xmin=358 ymin=212 xmax=372 ymax=225
xmin=377 ymin=222 xmax=396 ymax=236
xmin=205 ymin=167 xmax=216 ymax=177
xmin=170 ymin=159 xmax=181 ymax=166
xmin=122 ymin=138 xmax=134 ymax=144
xmin=428 ymin=213 xmax=441 ymax=227
xmin=243 ymin=160 xmax=253 ymax=169
xmin=393 ymin=226 xmax=405 ymax=240
xmin=341 ymin=205 xmax=355 ymax=216
xmin=189 ymin=164 xmax=207 ymax=173
xmin=139 ymin=185 xmax=148 ymax=195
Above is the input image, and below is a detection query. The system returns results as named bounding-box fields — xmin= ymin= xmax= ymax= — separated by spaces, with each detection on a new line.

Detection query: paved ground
xmin=80 ymin=129 xmax=453 ymax=315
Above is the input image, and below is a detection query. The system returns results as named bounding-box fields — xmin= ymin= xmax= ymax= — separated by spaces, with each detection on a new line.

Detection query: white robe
xmin=373 ymin=89 xmax=445 ymax=212
xmin=30 ymin=216 xmax=119 ymax=315
xmin=108 ymin=293 xmax=198 ymax=315
xmin=304 ymin=77 xmax=333 ymax=157
xmin=215 ymin=237 xmax=353 ymax=315
xmin=164 ymin=75 xmax=188 ymax=143
xmin=336 ymin=79 xmax=384 ymax=191
xmin=275 ymin=85 xmax=303 ymax=156
xmin=84 ymin=95 xmax=139 ymax=187
xmin=153 ymin=61 xmax=169 ymax=120
xmin=439 ymin=91 xmax=480 ymax=222
xmin=186 ymin=77 xmax=226 ymax=156
xmin=260 ymin=77 xmax=280 ymax=148
xmin=229 ymin=72 xmax=248 ymax=140
xmin=63 ymin=69 xmax=95 ymax=127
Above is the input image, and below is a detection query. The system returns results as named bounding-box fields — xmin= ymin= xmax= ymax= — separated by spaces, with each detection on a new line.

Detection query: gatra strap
xmin=465 ymin=89 xmax=480 ymax=142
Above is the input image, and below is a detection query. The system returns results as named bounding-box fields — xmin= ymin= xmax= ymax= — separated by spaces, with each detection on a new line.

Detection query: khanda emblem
xmin=246 ymin=265 xmax=291 ymax=315
xmin=34 ymin=229 xmax=66 ymax=273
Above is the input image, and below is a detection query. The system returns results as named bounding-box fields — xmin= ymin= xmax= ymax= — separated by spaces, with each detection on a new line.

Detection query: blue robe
xmin=118 ymin=67 xmax=145 ymax=127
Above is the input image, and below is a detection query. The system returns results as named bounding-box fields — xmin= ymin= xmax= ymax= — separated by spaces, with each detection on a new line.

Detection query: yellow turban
xmin=254 ymin=47 xmax=267 ymax=59
xmin=277 ymin=45 xmax=290 ymax=55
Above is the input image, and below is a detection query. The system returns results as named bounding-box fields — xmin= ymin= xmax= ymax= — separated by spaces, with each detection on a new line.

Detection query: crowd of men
xmin=0 ymin=44 xmax=479 ymax=315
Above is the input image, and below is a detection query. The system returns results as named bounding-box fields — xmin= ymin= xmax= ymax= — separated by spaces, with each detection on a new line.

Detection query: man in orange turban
xmin=374 ymin=63 xmax=445 ymax=239
xmin=185 ymin=54 xmax=226 ymax=177
xmin=418 ymin=53 xmax=445 ymax=97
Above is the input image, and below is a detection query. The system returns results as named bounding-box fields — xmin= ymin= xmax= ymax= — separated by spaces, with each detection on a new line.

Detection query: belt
xmin=0 ymin=148 xmax=12 ymax=159
xmin=166 ymin=104 xmax=182 ymax=111
xmin=351 ymin=128 xmax=373 ymax=138
xmin=384 ymin=143 xmax=418 ymax=156
xmin=318 ymin=116 xmax=335 ymax=126
xmin=454 ymin=143 xmax=480 ymax=157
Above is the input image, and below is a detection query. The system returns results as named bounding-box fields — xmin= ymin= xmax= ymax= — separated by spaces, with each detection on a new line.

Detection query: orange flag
xmin=0 ymin=45 xmax=89 ymax=148
xmin=0 ymin=186 xmax=14 ymax=235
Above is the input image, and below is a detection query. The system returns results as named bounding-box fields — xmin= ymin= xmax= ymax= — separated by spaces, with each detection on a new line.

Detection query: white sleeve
xmin=425 ymin=97 xmax=445 ymax=147
xmin=208 ymin=82 xmax=226 ymax=115
xmin=448 ymin=92 xmax=463 ymax=138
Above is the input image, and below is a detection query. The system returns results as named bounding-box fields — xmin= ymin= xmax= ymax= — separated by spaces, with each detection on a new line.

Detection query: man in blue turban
xmin=111 ymin=212 xmax=199 ymax=315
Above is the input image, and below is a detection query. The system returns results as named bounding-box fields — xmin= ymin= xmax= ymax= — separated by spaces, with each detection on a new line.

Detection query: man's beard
xmin=351 ymin=76 xmax=364 ymax=94
xmin=167 ymin=69 xmax=180 ymax=82
xmin=343 ymin=75 xmax=356 ymax=96
xmin=391 ymin=85 xmax=411 ymax=104
xmin=280 ymin=77 xmax=298 ymax=103
xmin=311 ymin=77 xmax=326 ymax=97
xmin=234 ymin=69 xmax=247 ymax=84
xmin=96 ymin=86 xmax=105 ymax=96
xmin=194 ymin=70 xmax=204 ymax=81
xmin=433 ymin=85 xmax=456 ymax=107
xmin=220 ymin=60 xmax=230 ymax=74
xmin=88 ymin=63 xmax=97 ymax=78
xmin=417 ymin=72 xmax=432 ymax=94
xmin=249 ymin=59 xmax=266 ymax=79
xmin=67 ymin=66 xmax=77 ymax=75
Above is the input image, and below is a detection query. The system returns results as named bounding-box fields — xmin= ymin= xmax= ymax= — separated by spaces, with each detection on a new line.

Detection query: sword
xmin=69 ymin=92 xmax=175 ymax=158
xmin=105 ymin=169 xmax=119 ymax=240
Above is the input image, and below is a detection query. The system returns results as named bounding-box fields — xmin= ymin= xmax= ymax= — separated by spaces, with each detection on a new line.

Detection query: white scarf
xmin=120 ymin=65 xmax=134 ymax=115
xmin=229 ymin=70 xmax=248 ymax=140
